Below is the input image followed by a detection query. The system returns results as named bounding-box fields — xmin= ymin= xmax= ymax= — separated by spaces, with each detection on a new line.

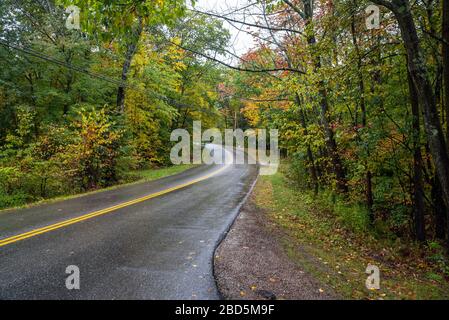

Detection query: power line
xmin=0 ymin=40 xmax=127 ymax=88
xmin=0 ymin=39 xmax=286 ymax=114
xmin=0 ymin=39 xmax=196 ymax=110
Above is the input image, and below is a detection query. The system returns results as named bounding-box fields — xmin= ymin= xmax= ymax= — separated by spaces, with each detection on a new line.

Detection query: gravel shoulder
xmin=214 ymin=189 xmax=338 ymax=300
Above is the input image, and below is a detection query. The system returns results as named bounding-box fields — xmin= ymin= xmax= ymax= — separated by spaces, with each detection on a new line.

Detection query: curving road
xmin=0 ymin=146 xmax=258 ymax=299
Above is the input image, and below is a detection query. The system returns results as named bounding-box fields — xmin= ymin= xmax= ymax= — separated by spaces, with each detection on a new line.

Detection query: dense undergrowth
xmin=254 ymin=163 xmax=449 ymax=299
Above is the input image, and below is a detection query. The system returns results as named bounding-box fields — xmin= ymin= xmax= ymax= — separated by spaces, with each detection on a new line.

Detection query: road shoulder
xmin=214 ymin=179 xmax=338 ymax=300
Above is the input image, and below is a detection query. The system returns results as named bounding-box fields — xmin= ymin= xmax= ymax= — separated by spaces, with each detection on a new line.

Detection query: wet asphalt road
xmin=0 ymin=151 xmax=258 ymax=299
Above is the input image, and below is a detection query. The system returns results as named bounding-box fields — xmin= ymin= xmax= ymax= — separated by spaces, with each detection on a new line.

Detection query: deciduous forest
xmin=1 ymin=0 xmax=449 ymax=292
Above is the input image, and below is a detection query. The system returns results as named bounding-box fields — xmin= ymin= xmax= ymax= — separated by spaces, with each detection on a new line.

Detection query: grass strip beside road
xmin=0 ymin=165 xmax=196 ymax=213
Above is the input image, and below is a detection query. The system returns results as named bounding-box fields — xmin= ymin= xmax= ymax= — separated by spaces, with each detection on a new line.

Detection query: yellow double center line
xmin=0 ymin=165 xmax=228 ymax=248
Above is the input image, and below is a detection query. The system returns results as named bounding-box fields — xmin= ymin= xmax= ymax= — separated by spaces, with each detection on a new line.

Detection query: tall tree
xmin=372 ymin=0 xmax=449 ymax=230
xmin=350 ymin=7 xmax=374 ymax=218
xmin=408 ymin=63 xmax=426 ymax=241
xmin=286 ymin=0 xmax=348 ymax=193
xmin=58 ymin=0 xmax=188 ymax=113
xmin=443 ymin=0 xmax=449 ymax=147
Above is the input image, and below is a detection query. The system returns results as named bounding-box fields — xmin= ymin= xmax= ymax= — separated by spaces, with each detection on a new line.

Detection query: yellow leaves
xmin=241 ymin=102 xmax=261 ymax=127
xmin=132 ymin=43 xmax=162 ymax=75
xmin=132 ymin=53 xmax=148 ymax=73
xmin=166 ymin=37 xmax=186 ymax=70
xmin=171 ymin=36 xmax=182 ymax=46
xmin=173 ymin=61 xmax=187 ymax=72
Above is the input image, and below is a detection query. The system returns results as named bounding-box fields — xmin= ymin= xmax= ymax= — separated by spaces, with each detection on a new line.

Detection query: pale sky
xmin=193 ymin=0 xmax=257 ymax=57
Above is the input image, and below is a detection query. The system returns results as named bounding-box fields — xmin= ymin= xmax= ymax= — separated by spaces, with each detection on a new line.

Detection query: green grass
xmin=0 ymin=164 xmax=196 ymax=213
xmin=133 ymin=164 xmax=196 ymax=181
xmin=253 ymin=168 xmax=449 ymax=300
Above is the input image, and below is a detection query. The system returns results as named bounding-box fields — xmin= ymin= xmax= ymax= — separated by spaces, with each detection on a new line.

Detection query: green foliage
xmin=287 ymin=159 xmax=371 ymax=234
xmin=225 ymin=0 xmax=449 ymax=245
xmin=427 ymin=242 xmax=449 ymax=277
xmin=256 ymin=169 xmax=449 ymax=299
xmin=0 ymin=0 xmax=229 ymax=209
xmin=287 ymin=152 xmax=311 ymax=189
xmin=57 ymin=0 xmax=190 ymax=41
xmin=60 ymin=107 xmax=126 ymax=190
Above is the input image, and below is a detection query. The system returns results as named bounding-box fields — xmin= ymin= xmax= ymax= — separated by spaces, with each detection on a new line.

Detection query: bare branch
xmin=189 ymin=8 xmax=303 ymax=35
xmin=171 ymin=41 xmax=305 ymax=74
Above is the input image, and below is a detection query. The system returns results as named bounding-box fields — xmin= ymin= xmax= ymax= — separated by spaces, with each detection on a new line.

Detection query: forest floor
xmin=0 ymin=164 xmax=196 ymax=212
xmin=215 ymin=167 xmax=449 ymax=300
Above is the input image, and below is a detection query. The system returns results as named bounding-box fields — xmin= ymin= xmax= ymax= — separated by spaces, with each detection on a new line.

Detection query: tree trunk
xmin=432 ymin=176 xmax=447 ymax=240
xmin=408 ymin=65 xmax=426 ymax=241
xmin=117 ymin=17 xmax=144 ymax=113
xmin=295 ymin=93 xmax=319 ymax=194
xmin=443 ymin=0 xmax=449 ymax=147
xmin=374 ymin=0 xmax=449 ymax=220
xmin=351 ymin=14 xmax=374 ymax=217
xmin=234 ymin=109 xmax=238 ymax=130
xmin=303 ymin=0 xmax=348 ymax=193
